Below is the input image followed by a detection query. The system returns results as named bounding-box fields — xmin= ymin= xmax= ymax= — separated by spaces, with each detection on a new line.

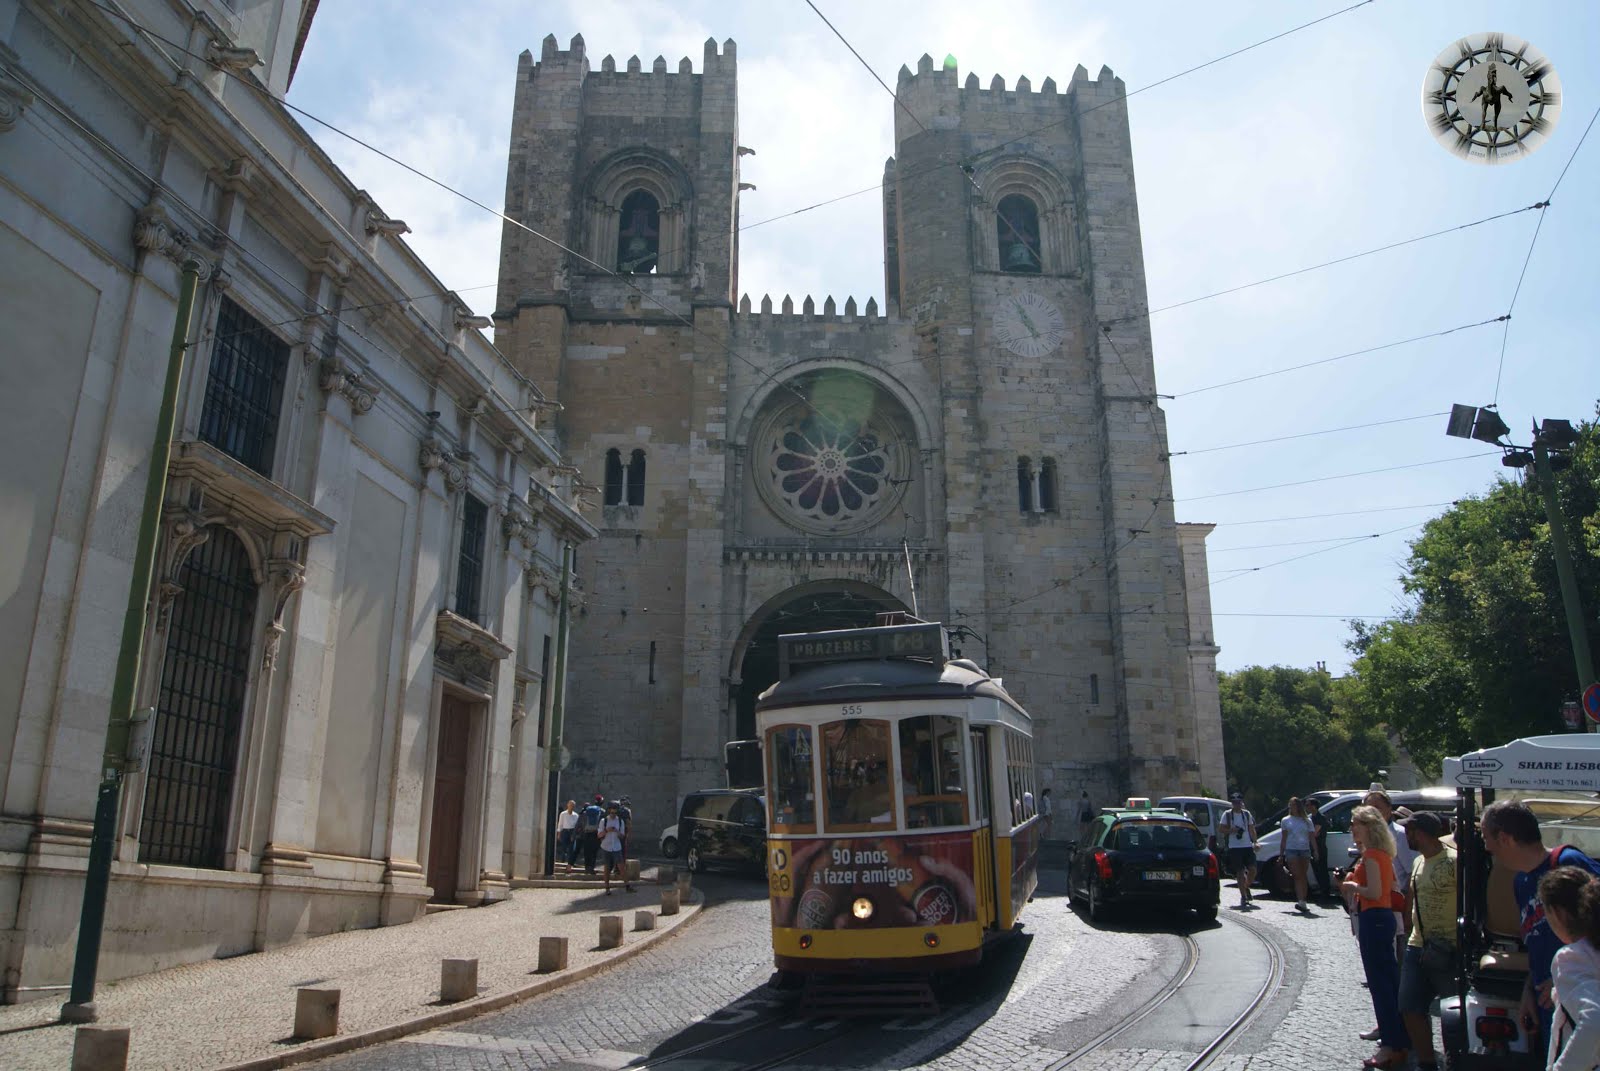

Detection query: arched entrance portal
xmin=733 ymin=582 xmax=905 ymax=740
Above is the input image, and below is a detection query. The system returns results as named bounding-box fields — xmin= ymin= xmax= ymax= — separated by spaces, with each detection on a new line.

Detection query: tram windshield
xmin=821 ymin=719 xmax=897 ymax=832
xmin=898 ymin=715 xmax=967 ymax=828
xmin=767 ymin=724 xmax=817 ymax=833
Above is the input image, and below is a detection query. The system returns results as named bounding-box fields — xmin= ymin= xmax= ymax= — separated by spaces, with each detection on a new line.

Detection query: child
xmin=1536 ymin=865 xmax=1600 ymax=1071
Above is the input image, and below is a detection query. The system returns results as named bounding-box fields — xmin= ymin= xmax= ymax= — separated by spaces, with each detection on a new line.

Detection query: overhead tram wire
xmin=10 ymin=78 xmax=564 ymax=461
xmin=1172 ymin=316 xmax=1504 ymax=398
xmin=1207 ymin=522 xmax=1423 ymax=587
xmin=1102 ymin=202 xmax=1546 ymax=326
xmin=733 ymin=0 xmax=1376 ymax=234
xmin=802 ymin=0 xmax=925 ymax=133
xmin=1168 ymin=412 xmax=1449 ymax=457
xmin=1179 ymin=452 xmax=1499 ymax=503
xmin=1213 ymin=501 xmax=1456 ymax=526
xmin=75 ymin=0 xmax=866 ymax=447
xmin=1492 ymin=103 xmax=1599 ymax=404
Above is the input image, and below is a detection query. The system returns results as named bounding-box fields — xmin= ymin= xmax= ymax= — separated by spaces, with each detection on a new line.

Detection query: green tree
xmin=1344 ymin=413 xmax=1600 ymax=773
xmin=1219 ymin=665 xmax=1392 ymax=815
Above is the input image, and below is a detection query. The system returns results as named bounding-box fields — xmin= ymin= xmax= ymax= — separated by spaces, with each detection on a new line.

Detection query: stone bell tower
xmin=882 ymin=54 xmax=1225 ymax=800
xmin=491 ymin=34 xmax=747 ymax=822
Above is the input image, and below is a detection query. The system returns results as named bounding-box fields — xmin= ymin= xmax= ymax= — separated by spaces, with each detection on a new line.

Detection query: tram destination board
xmin=778 ymin=622 xmax=949 ymax=677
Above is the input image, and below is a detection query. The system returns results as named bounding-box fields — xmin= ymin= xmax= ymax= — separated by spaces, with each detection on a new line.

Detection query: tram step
xmin=798 ymin=976 xmax=939 ymax=1018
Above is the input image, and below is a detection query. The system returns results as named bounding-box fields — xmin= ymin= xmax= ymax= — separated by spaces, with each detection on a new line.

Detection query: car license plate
xmin=1144 ymin=870 xmax=1180 ymax=881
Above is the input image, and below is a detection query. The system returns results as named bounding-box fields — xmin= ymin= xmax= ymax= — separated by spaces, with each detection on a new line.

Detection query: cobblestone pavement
xmin=314 ymin=872 xmax=1415 ymax=1071
xmin=0 ymin=864 xmax=1422 ymax=1071
xmin=0 ymin=869 xmax=700 ymax=1071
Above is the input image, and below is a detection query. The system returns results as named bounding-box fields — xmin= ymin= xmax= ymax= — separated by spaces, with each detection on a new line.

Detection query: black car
xmin=1068 ymin=808 xmax=1220 ymax=922
xmin=679 ymin=789 xmax=767 ymax=875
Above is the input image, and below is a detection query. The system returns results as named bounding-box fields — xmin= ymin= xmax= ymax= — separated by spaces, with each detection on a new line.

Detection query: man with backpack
xmin=578 ymin=794 xmax=605 ymax=874
xmin=1481 ymin=799 xmax=1600 ymax=1047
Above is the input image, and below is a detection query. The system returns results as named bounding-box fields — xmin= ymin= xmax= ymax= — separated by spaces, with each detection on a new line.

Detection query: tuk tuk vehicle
xmin=1440 ymin=734 xmax=1600 ymax=1070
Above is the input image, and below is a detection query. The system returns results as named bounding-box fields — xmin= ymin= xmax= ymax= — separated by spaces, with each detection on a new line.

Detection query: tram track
xmin=1046 ymin=910 xmax=1288 ymax=1071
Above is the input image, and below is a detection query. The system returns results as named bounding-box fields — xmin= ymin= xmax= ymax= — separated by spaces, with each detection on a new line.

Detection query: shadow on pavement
xmin=629 ymin=921 xmax=1033 ymax=1068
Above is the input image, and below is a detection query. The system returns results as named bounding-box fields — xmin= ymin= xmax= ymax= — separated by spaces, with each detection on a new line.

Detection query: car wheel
xmin=687 ymin=845 xmax=704 ymax=873
xmin=662 ymin=836 xmax=678 ymax=858
xmin=1088 ymin=880 xmax=1108 ymax=922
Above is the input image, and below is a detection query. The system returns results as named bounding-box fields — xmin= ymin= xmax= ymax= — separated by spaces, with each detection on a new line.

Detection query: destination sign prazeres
xmin=777 ymin=622 xmax=949 ymax=678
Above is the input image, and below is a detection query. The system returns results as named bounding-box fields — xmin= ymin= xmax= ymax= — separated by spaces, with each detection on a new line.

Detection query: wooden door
xmin=427 ymin=696 xmax=471 ymax=903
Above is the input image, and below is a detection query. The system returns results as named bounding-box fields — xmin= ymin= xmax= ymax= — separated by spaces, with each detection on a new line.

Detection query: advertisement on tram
xmin=769 ymin=831 xmax=976 ymax=930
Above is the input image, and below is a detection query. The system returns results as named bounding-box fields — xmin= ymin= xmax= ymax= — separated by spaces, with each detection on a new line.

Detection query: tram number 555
xmin=840 ymin=704 xmax=863 ymax=716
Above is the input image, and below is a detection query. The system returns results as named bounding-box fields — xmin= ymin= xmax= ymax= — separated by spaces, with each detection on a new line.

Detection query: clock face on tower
xmin=993 ymin=293 xmax=1065 ymax=358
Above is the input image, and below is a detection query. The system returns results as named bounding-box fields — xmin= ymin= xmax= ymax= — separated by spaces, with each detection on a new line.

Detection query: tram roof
xmin=755 ymin=656 xmax=1031 ymax=724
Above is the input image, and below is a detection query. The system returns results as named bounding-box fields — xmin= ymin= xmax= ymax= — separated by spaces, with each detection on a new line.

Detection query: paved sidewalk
xmin=0 ymin=869 xmax=701 ymax=1071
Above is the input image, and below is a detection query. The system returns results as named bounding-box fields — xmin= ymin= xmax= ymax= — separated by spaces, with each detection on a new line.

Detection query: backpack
xmin=579 ymin=804 xmax=602 ymax=835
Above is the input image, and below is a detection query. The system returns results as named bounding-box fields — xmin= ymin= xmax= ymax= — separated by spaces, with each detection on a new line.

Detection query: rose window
xmin=763 ymin=408 xmax=907 ymax=532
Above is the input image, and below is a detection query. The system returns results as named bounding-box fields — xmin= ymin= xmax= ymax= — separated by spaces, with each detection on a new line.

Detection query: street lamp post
xmin=62 ymin=259 xmax=204 ymax=1022
xmin=1447 ymin=406 xmax=1597 ymax=730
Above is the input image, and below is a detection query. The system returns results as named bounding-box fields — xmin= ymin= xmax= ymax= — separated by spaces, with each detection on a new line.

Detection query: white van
xmin=1156 ymin=796 xmax=1232 ymax=855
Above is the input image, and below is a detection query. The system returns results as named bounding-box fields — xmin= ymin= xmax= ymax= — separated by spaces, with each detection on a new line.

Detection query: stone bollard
xmin=599 ymin=914 xmax=624 ymax=949
xmin=634 ymin=909 xmax=656 ymax=931
xmin=293 ymin=987 xmax=341 ymax=1040
xmin=660 ymin=886 xmax=681 ymax=915
xmin=538 ymin=935 xmax=569 ymax=973
xmin=71 ymin=1025 xmax=130 ymax=1071
xmin=440 ymin=958 xmax=478 ymax=1003
xmin=625 ymin=858 xmax=641 ymax=882
xmin=675 ymin=869 xmax=692 ymax=897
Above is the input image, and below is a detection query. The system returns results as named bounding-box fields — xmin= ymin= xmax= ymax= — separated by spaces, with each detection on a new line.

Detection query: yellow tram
xmin=756 ymin=619 xmax=1040 ymax=975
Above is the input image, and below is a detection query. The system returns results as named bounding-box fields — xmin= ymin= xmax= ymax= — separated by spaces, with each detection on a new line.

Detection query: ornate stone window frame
xmin=579 ymin=149 xmax=693 ymax=275
xmin=118 ymin=438 xmax=334 ymax=868
xmin=969 ymin=156 xmax=1079 ymax=275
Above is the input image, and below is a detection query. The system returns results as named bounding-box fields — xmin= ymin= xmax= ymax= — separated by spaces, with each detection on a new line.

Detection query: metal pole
xmin=1532 ymin=437 xmax=1598 ymax=729
xmin=62 ymin=260 xmax=203 ymax=1022
xmin=541 ymin=544 xmax=573 ymax=874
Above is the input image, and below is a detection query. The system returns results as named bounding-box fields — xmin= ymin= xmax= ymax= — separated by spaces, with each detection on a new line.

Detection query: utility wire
xmin=1492 ymin=103 xmax=1599 ymax=404
xmin=1169 ymin=412 xmax=1448 ymax=457
xmin=75 ymin=0 xmax=866 ymax=448
xmin=12 ymin=74 xmax=569 ymax=466
xmin=1105 ymin=202 xmax=1544 ymax=326
xmin=1208 ymin=522 xmax=1421 ymax=587
xmin=802 ymin=0 xmax=925 ymax=133
xmin=1179 ymin=452 xmax=1498 ymax=503
xmin=1211 ymin=501 xmax=1457 ymax=526
xmin=1173 ymin=316 xmax=1504 ymax=398
xmin=735 ymin=1 xmax=1374 ymax=233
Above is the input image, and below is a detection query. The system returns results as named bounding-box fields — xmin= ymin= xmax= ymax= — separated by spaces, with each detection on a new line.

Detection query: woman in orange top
xmin=1343 ymin=804 xmax=1411 ymax=1068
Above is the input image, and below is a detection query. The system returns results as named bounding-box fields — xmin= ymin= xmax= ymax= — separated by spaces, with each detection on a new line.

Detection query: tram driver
xmin=844 ymin=761 xmax=894 ymax=825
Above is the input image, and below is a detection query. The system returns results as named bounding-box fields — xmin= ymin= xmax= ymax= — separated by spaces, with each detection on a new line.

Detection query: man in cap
xmin=1399 ymin=811 xmax=1455 ymax=1071
xmin=1219 ymin=792 xmax=1258 ymax=908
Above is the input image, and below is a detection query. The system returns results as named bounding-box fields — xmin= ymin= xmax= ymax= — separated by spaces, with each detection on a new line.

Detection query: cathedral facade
xmin=494 ymin=35 xmax=1226 ymax=839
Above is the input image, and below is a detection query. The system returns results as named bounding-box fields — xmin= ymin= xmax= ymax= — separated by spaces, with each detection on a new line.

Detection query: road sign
xmin=1584 ymin=683 xmax=1600 ymax=725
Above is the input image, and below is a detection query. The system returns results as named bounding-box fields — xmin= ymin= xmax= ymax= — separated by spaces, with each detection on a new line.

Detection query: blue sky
xmin=289 ymin=2 xmax=1599 ymax=675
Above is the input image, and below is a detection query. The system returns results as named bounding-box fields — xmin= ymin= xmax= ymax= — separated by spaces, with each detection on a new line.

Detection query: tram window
xmin=970 ymin=730 xmax=991 ymax=823
xmin=897 ymin=715 xmax=967 ymax=828
xmin=820 ymin=719 xmax=896 ymax=832
xmin=767 ymin=724 xmax=817 ymax=834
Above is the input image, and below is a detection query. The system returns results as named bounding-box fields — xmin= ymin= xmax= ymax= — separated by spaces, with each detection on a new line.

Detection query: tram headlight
xmin=851 ymin=897 xmax=874 ymax=920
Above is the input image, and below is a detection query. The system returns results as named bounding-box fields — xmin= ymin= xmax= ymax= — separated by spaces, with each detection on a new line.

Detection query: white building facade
xmin=0 ymin=0 xmax=593 ymax=1001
